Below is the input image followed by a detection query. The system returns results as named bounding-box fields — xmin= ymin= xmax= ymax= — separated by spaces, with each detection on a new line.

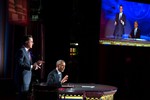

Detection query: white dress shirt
xmin=56 ymin=68 xmax=62 ymax=81
xmin=134 ymin=28 xmax=138 ymax=36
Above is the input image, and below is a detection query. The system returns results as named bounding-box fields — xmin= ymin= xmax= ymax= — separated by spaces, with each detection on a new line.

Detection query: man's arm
xmin=128 ymin=29 xmax=134 ymax=38
xmin=16 ymin=49 xmax=31 ymax=70
xmin=137 ymin=29 xmax=141 ymax=38
xmin=121 ymin=14 xmax=126 ymax=26
xmin=46 ymin=73 xmax=62 ymax=88
xmin=114 ymin=14 xmax=118 ymax=26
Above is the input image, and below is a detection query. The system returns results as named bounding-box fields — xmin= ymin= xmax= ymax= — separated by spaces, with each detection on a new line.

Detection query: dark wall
xmin=41 ymin=0 xmax=71 ymax=80
xmin=99 ymin=45 xmax=150 ymax=100
xmin=41 ymin=0 xmax=100 ymax=83
xmin=77 ymin=0 xmax=100 ymax=83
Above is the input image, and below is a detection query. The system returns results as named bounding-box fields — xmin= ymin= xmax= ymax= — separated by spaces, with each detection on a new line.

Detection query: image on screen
xmin=100 ymin=0 xmax=150 ymax=46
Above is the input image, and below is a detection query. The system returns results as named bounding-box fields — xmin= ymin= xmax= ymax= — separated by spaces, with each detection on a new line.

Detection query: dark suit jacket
xmin=115 ymin=13 xmax=126 ymax=26
xmin=14 ymin=46 xmax=32 ymax=92
xmin=129 ymin=28 xmax=140 ymax=38
xmin=46 ymin=69 xmax=62 ymax=88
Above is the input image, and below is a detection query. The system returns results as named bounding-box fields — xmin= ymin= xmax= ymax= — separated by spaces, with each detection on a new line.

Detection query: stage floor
xmin=99 ymin=38 xmax=150 ymax=47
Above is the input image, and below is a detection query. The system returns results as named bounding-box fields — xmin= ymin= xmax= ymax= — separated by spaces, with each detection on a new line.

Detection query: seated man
xmin=46 ymin=59 xmax=68 ymax=88
xmin=128 ymin=21 xmax=141 ymax=38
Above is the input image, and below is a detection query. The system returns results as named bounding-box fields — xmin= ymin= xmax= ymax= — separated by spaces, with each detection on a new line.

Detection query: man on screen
xmin=113 ymin=5 xmax=126 ymax=39
xmin=128 ymin=21 xmax=141 ymax=38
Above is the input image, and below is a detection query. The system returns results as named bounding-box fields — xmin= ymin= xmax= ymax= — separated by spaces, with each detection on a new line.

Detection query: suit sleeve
xmin=115 ymin=14 xmax=118 ymax=22
xmin=46 ymin=72 xmax=61 ymax=88
xmin=137 ymin=29 xmax=141 ymax=38
xmin=129 ymin=29 xmax=134 ymax=38
xmin=123 ymin=14 xmax=126 ymax=26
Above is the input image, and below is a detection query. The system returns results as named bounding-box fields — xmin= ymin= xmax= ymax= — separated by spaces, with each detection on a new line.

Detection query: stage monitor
xmin=100 ymin=0 xmax=150 ymax=47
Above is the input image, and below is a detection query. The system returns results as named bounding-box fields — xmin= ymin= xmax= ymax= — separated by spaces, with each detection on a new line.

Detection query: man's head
xmin=134 ymin=21 xmax=138 ymax=28
xmin=22 ymin=35 xmax=34 ymax=49
xmin=56 ymin=60 xmax=66 ymax=72
xmin=119 ymin=5 xmax=123 ymax=13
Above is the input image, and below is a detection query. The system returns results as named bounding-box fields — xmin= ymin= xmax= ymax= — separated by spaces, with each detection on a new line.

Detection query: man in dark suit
xmin=14 ymin=35 xmax=44 ymax=100
xmin=113 ymin=5 xmax=126 ymax=39
xmin=46 ymin=59 xmax=68 ymax=88
xmin=129 ymin=21 xmax=141 ymax=38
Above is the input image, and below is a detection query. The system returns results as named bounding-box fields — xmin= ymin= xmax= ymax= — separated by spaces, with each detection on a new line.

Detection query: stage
xmin=99 ymin=38 xmax=150 ymax=47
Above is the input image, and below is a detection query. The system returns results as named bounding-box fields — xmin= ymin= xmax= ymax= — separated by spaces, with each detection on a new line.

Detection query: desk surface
xmin=33 ymin=83 xmax=117 ymax=94
xmin=99 ymin=38 xmax=150 ymax=47
xmin=33 ymin=83 xmax=117 ymax=100
xmin=59 ymin=83 xmax=117 ymax=95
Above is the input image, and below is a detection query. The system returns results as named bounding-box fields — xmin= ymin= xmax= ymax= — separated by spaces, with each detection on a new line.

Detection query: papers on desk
xmin=81 ymin=85 xmax=95 ymax=88
xmin=135 ymin=38 xmax=146 ymax=41
xmin=123 ymin=38 xmax=147 ymax=41
xmin=62 ymin=84 xmax=75 ymax=88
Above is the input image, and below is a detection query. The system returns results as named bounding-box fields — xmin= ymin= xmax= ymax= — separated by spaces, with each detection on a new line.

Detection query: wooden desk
xmin=32 ymin=83 xmax=117 ymax=100
xmin=58 ymin=83 xmax=117 ymax=100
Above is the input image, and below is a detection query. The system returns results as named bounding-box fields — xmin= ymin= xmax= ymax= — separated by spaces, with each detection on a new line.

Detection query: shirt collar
xmin=56 ymin=67 xmax=61 ymax=74
xmin=24 ymin=46 xmax=29 ymax=52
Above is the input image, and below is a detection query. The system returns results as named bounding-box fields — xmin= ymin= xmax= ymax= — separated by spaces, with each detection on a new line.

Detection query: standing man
xmin=113 ymin=5 xmax=126 ymax=39
xmin=46 ymin=59 xmax=68 ymax=88
xmin=128 ymin=21 xmax=141 ymax=38
xmin=14 ymin=35 xmax=44 ymax=100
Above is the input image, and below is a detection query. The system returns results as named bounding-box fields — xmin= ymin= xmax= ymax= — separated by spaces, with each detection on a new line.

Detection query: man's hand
xmin=61 ymin=75 xmax=68 ymax=83
xmin=33 ymin=60 xmax=45 ymax=70
xmin=37 ymin=60 xmax=45 ymax=66
xmin=121 ymin=20 xmax=124 ymax=25
xmin=33 ymin=62 xmax=40 ymax=70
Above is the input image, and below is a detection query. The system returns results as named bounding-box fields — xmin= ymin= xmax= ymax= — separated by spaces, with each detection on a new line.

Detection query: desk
xmin=32 ymin=83 xmax=117 ymax=100
xmin=59 ymin=83 xmax=117 ymax=100
xmin=99 ymin=38 xmax=150 ymax=47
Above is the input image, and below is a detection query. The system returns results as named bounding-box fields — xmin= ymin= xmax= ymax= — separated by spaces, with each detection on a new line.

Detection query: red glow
xmin=8 ymin=0 xmax=29 ymax=25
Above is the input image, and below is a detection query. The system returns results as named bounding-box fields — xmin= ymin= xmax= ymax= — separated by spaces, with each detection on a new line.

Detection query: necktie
xmin=134 ymin=28 xmax=137 ymax=36
xmin=58 ymin=73 xmax=62 ymax=81
xmin=28 ymin=51 xmax=31 ymax=61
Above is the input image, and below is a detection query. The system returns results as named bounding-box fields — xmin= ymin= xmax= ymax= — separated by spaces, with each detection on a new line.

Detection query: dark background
xmin=1 ymin=0 xmax=150 ymax=100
